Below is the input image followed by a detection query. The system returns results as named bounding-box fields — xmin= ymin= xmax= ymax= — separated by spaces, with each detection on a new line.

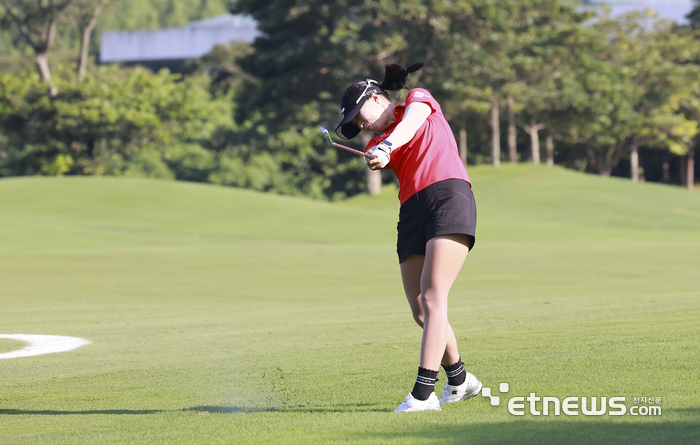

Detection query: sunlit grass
xmin=1 ymin=165 xmax=699 ymax=444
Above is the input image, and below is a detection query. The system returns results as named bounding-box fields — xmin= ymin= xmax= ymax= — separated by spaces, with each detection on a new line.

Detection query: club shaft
xmin=320 ymin=127 xmax=370 ymax=157
xmin=333 ymin=142 xmax=369 ymax=157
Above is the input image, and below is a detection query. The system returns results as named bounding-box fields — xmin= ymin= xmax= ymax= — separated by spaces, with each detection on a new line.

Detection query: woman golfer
xmin=335 ymin=63 xmax=482 ymax=412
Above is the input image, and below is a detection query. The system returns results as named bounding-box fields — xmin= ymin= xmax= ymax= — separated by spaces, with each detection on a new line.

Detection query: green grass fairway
xmin=1 ymin=165 xmax=699 ymax=444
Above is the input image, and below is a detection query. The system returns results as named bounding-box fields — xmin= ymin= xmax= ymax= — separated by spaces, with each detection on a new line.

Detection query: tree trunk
xmin=367 ymin=166 xmax=381 ymax=195
xmin=601 ymin=145 xmax=617 ymax=177
xmin=78 ymin=26 xmax=91 ymax=83
xmin=546 ymin=135 xmax=554 ymax=166
xmin=79 ymin=1 xmax=107 ymax=83
xmin=360 ymin=133 xmax=381 ymax=195
xmin=507 ymin=95 xmax=517 ymax=163
xmin=630 ymin=143 xmax=639 ymax=183
xmin=35 ymin=52 xmax=58 ymax=96
xmin=529 ymin=128 xmax=540 ymax=164
xmin=86 ymin=139 xmax=96 ymax=159
xmin=2 ymin=0 xmax=70 ymax=96
xmin=687 ymin=146 xmax=695 ymax=191
xmin=459 ymin=125 xmax=467 ymax=168
xmin=662 ymin=160 xmax=670 ymax=183
xmin=490 ymin=96 xmax=500 ymax=167
xmin=680 ymin=155 xmax=687 ymax=187
xmin=524 ymin=120 xmax=544 ymax=165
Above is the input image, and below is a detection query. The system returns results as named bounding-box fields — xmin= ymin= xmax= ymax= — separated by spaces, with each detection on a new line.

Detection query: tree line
xmin=1 ymin=0 xmax=699 ymax=200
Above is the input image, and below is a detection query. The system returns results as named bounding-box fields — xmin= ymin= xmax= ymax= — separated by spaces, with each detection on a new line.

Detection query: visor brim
xmin=334 ymin=98 xmax=366 ymax=140
xmin=335 ymin=123 xmax=360 ymax=140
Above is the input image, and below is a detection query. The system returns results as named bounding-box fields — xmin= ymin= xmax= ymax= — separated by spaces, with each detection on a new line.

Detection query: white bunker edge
xmin=0 ymin=334 xmax=90 ymax=359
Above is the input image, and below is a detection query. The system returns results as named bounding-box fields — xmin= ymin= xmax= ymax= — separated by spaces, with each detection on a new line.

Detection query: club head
xmin=320 ymin=127 xmax=334 ymax=145
xmin=320 ymin=126 xmax=369 ymax=158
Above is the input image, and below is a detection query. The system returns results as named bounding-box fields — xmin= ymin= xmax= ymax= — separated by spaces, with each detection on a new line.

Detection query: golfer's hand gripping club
xmin=366 ymin=141 xmax=391 ymax=169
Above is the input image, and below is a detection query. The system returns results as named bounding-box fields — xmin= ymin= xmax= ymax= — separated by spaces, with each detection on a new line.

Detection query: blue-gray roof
xmin=100 ymin=14 xmax=261 ymax=63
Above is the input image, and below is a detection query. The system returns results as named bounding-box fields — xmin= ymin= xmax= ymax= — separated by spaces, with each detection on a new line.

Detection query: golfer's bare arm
xmin=384 ymin=102 xmax=432 ymax=148
xmin=366 ymin=102 xmax=432 ymax=170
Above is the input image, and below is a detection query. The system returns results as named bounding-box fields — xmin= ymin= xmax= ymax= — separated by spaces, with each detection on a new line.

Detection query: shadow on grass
xmin=671 ymin=407 xmax=700 ymax=416
xmin=0 ymin=403 xmax=391 ymax=416
xmin=187 ymin=403 xmax=391 ymax=414
xmin=0 ymin=409 xmax=163 ymax=415
xmin=185 ymin=406 xmax=274 ymax=414
xmin=362 ymin=419 xmax=700 ymax=445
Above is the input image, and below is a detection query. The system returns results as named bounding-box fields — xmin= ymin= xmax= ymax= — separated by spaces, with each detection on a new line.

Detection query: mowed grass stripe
xmin=0 ymin=165 xmax=699 ymax=444
xmin=0 ymin=176 xmax=398 ymax=252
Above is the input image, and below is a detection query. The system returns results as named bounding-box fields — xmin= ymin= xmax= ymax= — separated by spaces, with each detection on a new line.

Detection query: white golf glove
xmin=367 ymin=141 xmax=392 ymax=168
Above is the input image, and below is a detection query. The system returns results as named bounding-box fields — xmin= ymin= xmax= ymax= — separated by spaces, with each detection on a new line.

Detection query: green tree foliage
xmin=186 ymin=41 xmax=255 ymax=97
xmin=97 ymin=0 xmax=229 ymax=32
xmin=0 ymin=0 xmax=232 ymax=76
xmin=688 ymin=0 xmax=700 ymax=29
xmin=422 ymin=0 xmax=593 ymax=165
xmin=2 ymin=0 xmax=700 ymax=194
xmin=63 ymin=0 xmax=110 ymax=82
xmin=0 ymin=65 xmax=230 ymax=177
xmin=0 ymin=0 xmax=75 ymax=95
xmin=230 ymin=0 xmax=700 ymax=192
xmin=229 ymin=0 xmax=373 ymax=199
xmin=565 ymin=12 xmax=700 ymax=177
xmin=504 ymin=1 xmax=596 ymax=164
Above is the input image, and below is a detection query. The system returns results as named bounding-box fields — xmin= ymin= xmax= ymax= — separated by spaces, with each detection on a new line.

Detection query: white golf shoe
xmin=439 ymin=372 xmax=483 ymax=404
xmin=394 ymin=392 xmax=442 ymax=413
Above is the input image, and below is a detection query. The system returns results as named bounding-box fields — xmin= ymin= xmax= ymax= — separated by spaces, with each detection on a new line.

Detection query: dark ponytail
xmin=379 ymin=62 xmax=424 ymax=91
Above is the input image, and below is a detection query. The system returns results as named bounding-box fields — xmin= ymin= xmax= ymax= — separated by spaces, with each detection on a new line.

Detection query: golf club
xmin=320 ymin=127 xmax=372 ymax=158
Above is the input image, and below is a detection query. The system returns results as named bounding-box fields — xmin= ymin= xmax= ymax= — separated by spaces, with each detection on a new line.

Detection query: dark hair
xmin=379 ymin=62 xmax=424 ymax=91
xmin=343 ymin=62 xmax=425 ymax=99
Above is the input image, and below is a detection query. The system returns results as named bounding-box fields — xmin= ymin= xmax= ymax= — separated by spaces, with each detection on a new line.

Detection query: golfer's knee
xmin=421 ymin=289 xmax=447 ymax=314
xmin=412 ymin=310 xmax=424 ymax=327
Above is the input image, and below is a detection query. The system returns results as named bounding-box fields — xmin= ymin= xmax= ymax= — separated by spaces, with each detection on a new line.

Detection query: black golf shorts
xmin=396 ymin=179 xmax=476 ymax=263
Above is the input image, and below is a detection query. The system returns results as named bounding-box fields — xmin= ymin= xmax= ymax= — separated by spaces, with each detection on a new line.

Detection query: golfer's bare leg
xmin=400 ymin=254 xmax=461 ymax=366
xmin=418 ymin=234 xmax=470 ymax=371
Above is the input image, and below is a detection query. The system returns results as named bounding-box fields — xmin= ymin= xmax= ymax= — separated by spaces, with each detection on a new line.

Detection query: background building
xmin=100 ymin=14 xmax=260 ymax=72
